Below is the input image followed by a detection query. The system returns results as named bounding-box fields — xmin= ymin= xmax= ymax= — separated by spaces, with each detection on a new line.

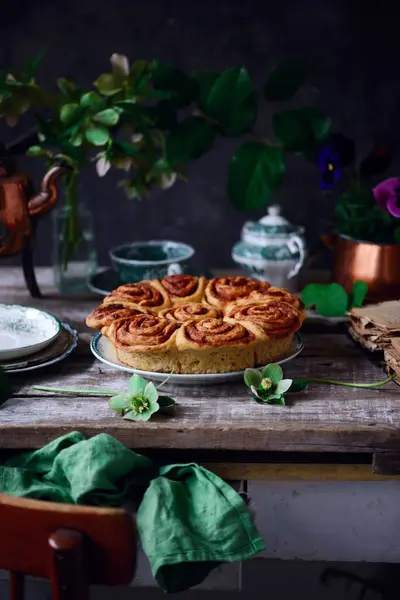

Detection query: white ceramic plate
xmin=90 ymin=332 xmax=304 ymax=385
xmin=0 ymin=304 xmax=62 ymax=360
xmin=5 ymin=323 xmax=78 ymax=373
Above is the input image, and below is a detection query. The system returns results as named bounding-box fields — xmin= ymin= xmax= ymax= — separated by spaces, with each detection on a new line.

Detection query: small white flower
xmin=160 ymin=172 xmax=177 ymax=190
xmin=38 ymin=132 xmax=46 ymax=142
xmin=96 ymin=156 xmax=111 ymax=177
xmin=131 ymin=133 xmax=144 ymax=143
xmin=5 ymin=73 xmax=16 ymax=83
xmin=110 ymin=53 xmax=130 ymax=76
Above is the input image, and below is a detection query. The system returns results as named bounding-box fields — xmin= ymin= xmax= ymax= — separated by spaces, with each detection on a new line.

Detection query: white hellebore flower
xmin=160 ymin=172 xmax=177 ymax=190
xmin=110 ymin=53 xmax=130 ymax=76
xmin=96 ymin=156 xmax=111 ymax=177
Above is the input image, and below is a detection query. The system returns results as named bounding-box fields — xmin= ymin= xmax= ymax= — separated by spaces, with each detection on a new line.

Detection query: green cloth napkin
xmin=0 ymin=432 xmax=264 ymax=592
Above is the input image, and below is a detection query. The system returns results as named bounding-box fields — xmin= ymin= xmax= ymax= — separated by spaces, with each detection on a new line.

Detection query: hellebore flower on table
xmin=108 ymin=374 xmax=160 ymax=421
xmin=244 ymin=364 xmax=293 ymax=406
xmin=373 ymin=177 xmax=400 ymax=218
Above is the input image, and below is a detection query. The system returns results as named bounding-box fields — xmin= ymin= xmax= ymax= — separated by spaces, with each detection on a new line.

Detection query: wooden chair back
xmin=0 ymin=493 xmax=136 ymax=600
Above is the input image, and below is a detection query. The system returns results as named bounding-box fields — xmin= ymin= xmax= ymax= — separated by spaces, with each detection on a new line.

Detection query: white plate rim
xmin=5 ymin=322 xmax=78 ymax=374
xmin=0 ymin=303 xmax=62 ymax=359
xmin=90 ymin=332 xmax=304 ymax=384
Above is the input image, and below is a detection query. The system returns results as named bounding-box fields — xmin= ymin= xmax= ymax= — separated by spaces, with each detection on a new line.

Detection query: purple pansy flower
xmin=315 ymin=144 xmax=341 ymax=190
xmin=315 ymin=134 xmax=355 ymax=191
xmin=373 ymin=177 xmax=400 ymax=218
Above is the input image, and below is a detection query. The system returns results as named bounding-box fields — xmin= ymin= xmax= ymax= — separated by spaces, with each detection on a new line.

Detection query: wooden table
xmin=1 ymin=266 xmax=400 ymax=481
xmin=5 ymin=266 xmax=400 ymax=570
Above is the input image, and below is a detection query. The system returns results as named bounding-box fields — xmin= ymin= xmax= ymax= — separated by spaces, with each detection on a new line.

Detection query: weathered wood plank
xmin=1 ymin=266 xmax=399 ymax=454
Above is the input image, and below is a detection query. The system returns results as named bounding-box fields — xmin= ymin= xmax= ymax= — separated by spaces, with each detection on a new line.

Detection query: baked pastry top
xmin=87 ymin=275 xmax=305 ymax=373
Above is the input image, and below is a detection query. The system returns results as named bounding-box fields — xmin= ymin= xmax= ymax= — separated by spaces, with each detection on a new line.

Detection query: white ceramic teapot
xmin=232 ymin=205 xmax=307 ymax=291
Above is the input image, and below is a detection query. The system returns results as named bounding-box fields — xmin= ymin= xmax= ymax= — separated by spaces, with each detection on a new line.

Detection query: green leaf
xmin=108 ymin=393 xmax=131 ymax=414
xmin=111 ymin=140 xmax=140 ymax=158
xmin=276 ymin=378 xmax=293 ymax=394
xmin=80 ymin=92 xmax=103 ymax=110
xmin=0 ymin=367 xmax=12 ymax=405
xmin=158 ymin=395 xmax=177 ymax=415
xmin=302 ymin=282 xmax=349 ymax=317
xmin=94 ymin=73 xmax=124 ymax=96
xmin=395 ymin=227 xmax=400 ymax=243
xmin=273 ymin=110 xmax=313 ymax=151
xmin=158 ymin=396 xmax=176 ymax=408
xmin=194 ymin=71 xmax=219 ymax=104
xmin=264 ymin=58 xmax=308 ymax=102
xmin=70 ymin=130 xmax=83 ymax=147
xmin=300 ymin=107 xmax=332 ymax=143
xmin=144 ymin=381 xmax=158 ymax=403
xmin=262 ymin=363 xmax=283 ymax=385
xmin=166 ymin=116 xmax=216 ymax=166
xmin=201 ymin=66 xmax=256 ymax=136
xmin=228 ymin=142 xmax=285 ymax=210
xmin=151 ymin=60 xmax=199 ymax=108
xmin=93 ymin=108 xmax=120 ymax=126
xmin=244 ymin=368 xmax=263 ymax=388
xmin=129 ymin=374 xmax=147 ymax=396
xmin=273 ymin=107 xmax=331 ymax=151
xmin=289 ymin=379 xmax=309 ymax=393
xmin=26 ymin=145 xmax=50 ymax=157
xmin=123 ymin=409 xmax=153 ymax=422
xmin=60 ymin=103 xmax=83 ymax=125
xmin=84 ymin=124 xmax=110 ymax=146
xmin=349 ymin=281 xmax=368 ymax=309
xmin=57 ymin=78 xmax=82 ymax=101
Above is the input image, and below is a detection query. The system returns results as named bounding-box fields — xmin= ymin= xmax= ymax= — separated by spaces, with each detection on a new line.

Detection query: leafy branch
xmin=33 ymin=373 xmax=176 ymax=422
xmin=244 ymin=363 xmax=395 ymax=406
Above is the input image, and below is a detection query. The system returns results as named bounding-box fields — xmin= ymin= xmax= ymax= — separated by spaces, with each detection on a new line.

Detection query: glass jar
xmin=52 ymin=172 xmax=97 ymax=294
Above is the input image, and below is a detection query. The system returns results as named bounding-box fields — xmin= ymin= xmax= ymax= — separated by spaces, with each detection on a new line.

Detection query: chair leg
xmin=9 ymin=572 xmax=24 ymax=600
xmin=49 ymin=529 xmax=89 ymax=600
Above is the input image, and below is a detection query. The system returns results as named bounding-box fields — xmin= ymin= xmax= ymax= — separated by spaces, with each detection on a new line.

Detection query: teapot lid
xmin=245 ymin=204 xmax=296 ymax=236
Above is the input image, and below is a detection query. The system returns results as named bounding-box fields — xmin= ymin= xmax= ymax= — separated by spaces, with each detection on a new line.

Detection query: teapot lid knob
xmin=267 ymin=204 xmax=281 ymax=217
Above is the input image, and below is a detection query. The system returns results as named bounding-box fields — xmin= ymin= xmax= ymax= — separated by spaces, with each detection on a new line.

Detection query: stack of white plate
xmin=0 ymin=304 xmax=78 ymax=374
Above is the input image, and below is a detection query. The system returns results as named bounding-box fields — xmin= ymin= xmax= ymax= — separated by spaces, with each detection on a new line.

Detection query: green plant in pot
xmin=314 ymin=135 xmax=400 ymax=300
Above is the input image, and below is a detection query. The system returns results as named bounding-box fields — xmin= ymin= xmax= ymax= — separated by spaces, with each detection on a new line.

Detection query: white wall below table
xmin=250 ymin=480 xmax=400 ymax=563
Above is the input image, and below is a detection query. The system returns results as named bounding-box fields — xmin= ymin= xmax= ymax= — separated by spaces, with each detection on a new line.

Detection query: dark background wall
xmin=1 ymin=0 xmax=399 ymax=269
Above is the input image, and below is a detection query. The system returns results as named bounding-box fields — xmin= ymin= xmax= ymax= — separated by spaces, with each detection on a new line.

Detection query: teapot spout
xmin=28 ymin=164 xmax=70 ymax=217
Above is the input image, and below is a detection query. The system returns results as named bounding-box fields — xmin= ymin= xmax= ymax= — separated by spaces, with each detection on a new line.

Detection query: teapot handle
xmin=287 ymin=234 xmax=306 ymax=279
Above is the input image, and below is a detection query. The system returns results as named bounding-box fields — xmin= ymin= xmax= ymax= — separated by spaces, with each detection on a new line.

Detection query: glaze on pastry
xmin=224 ymin=299 xmax=305 ymax=364
xmin=105 ymin=313 xmax=179 ymax=372
xmin=104 ymin=280 xmax=170 ymax=312
xmin=205 ymin=276 xmax=270 ymax=308
xmin=86 ymin=303 xmax=145 ymax=330
xmin=159 ymin=302 xmax=222 ymax=323
xmin=160 ymin=275 xmax=207 ymax=304
xmin=87 ymin=274 xmax=305 ymax=373
xmin=175 ymin=318 xmax=257 ymax=373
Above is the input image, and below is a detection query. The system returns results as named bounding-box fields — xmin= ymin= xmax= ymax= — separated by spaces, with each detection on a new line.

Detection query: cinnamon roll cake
xmin=87 ymin=275 xmax=305 ymax=373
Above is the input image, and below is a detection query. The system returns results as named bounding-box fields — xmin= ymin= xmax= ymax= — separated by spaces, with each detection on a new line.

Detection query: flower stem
xmin=295 ymin=374 xmax=395 ymax=389
xmin=33 ymin=386 xmax=119 ymax=395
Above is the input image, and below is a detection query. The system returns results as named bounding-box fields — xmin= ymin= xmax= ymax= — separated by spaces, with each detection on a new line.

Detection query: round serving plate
xmin=90 ymin=332 xmax=304 ymax=385
xmin=0 ymin=304 xmax=62 ymax=361
xmin=2 ymin=323 xmax=78 ymax=374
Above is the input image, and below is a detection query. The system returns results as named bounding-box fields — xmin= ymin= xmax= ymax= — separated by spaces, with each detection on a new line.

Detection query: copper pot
xmin=322 ymin=233 xmax=400 ymax=302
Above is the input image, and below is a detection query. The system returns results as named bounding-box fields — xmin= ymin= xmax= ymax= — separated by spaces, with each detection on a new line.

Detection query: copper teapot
xmin=0 ymin=136 xmax=69 ymax=296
